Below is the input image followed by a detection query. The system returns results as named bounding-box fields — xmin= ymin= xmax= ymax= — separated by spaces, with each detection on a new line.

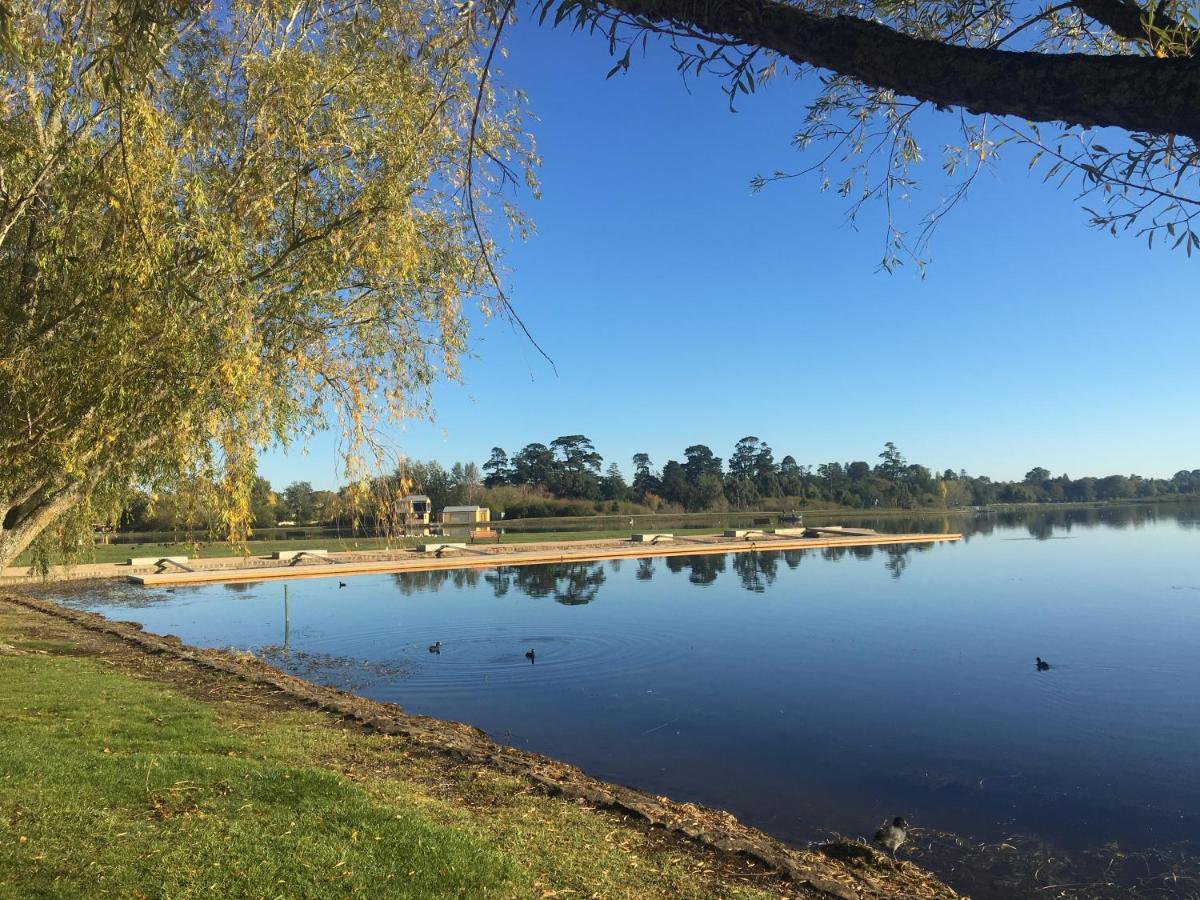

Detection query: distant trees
xmin=548 ymin=436 xmax=604 ymax=499
xmin=779 ymin=456 xmax=804 ymax=497
xmin=476 ymin=437 xmax=1199 ymax=516
xmin=281 ymin=482 xmax=316 ymax=524
xmin=601 ymin=464 xmax=629 ymax=502
xmin=632 ymin=453 xmax=660 ymax=499
xmin=483 ymin=449 xmax=512 ymax=488
xmin=483 ymin=436 xmax=608 ymax=500
xmin=250 ymin=477 xmax=278 ymax=528
xmin=116 ymin=475 xmax=344 ymax=532
xmin=107 ymin=443 xmax=1200 ymax=534
xmin=511 ymin=443 xmax=556 ymax=489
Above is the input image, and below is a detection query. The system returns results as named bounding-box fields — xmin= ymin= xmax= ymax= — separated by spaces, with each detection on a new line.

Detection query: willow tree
xmin=0 ymin=0 xmax=534 ymax=567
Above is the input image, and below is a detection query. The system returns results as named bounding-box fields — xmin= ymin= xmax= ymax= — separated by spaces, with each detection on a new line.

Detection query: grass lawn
xmin=0 ymin=602 xmax=793 ymax=899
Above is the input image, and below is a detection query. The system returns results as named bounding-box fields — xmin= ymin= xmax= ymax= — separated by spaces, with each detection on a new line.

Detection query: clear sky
xmin=258 ymin=16 xmax=1200 ymax=490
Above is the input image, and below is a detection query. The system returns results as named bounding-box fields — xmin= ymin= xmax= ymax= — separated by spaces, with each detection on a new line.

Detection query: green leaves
xmin=606 ymin=45 xmax=632 ymax=78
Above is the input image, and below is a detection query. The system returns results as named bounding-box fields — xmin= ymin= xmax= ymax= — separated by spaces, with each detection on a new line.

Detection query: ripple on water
xmin=319 ymin=621 xmax=692 ymax=698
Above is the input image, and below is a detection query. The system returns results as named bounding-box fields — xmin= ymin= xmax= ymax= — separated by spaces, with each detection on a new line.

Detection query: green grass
xmin=0 ymin=654 xmax=522 ymax=898
xmin=0 ymin=614 xmax=782 ymax=899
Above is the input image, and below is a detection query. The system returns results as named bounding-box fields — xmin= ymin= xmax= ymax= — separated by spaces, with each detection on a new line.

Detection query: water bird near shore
xmin=525 ymin=648 xmax=536 ymax=663
xmin=1036 ymin=657 xmax=1051 ymax=670
xmin=428 ymin=641 xmax=441 ymax=653
xmin=873 ymin=817 xmax=908 ymax=857
xmin=338 ymin=581 xmax=347 ymax=588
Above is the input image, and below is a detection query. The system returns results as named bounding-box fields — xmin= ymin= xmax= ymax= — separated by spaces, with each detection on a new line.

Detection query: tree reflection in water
xmin=664 ymin=553 xmax=726 ymax=586
xmin=732 ymin=551 xmax=778 ymax=593
xmin=636 ymin=558 xmax=655 ymax=581
xmin=481 ymin=562 xmax=607 ymax=606
xmin=381 ymin=508 xmax=1189 ymax=603
xmin=782 ymin=549 xmax=804 ymax=569
xmin=390 ymin=568 xmax=483 ymax=595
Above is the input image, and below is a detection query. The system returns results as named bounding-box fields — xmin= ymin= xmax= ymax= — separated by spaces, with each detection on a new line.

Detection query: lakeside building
xmin=397 ymin=495 xmax=432 ymax=528
xmin=441 ymin=505 xmax=491 ymax=526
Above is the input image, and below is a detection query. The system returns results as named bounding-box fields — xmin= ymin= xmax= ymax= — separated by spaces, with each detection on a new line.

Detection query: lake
xmin=51 ymin=505 xmax=1200 ymax=896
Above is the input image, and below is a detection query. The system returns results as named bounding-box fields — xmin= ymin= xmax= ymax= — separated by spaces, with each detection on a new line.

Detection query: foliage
xmin=471 ymin=434 xmax=1198 ymax=513
xmin=0 ymin=0 xmax=534 ymax=566
xmin=488 ymin=434 xmax=609 ymax=500
xmin=108 ymin=445 xmax=1200 ymax=533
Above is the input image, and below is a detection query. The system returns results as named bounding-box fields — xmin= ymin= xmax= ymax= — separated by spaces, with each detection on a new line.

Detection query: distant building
xmin=397 ymin=494 xmax=432 ymax=526
xmin=441 ymin=505 xmax=491 ymax=525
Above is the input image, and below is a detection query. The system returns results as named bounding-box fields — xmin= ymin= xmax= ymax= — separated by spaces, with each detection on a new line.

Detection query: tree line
xmin=116 ymin=436 xmax=1199 ymax=533
xmin=480 ymin=436 xmax=1200 ymax=513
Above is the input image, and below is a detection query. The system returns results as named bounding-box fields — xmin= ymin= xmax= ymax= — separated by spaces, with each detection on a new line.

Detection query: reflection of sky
xmin=58 ymin=506 xmax=1200 ymax=867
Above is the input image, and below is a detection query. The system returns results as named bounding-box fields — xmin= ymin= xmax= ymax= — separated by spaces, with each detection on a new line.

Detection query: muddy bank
xmin=1 ymin=592 xmax=957 ymax=900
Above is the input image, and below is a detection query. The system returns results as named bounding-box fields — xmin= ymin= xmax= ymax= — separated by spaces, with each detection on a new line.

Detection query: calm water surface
xmin=55 ymin=506 xmax=1200 ymax=894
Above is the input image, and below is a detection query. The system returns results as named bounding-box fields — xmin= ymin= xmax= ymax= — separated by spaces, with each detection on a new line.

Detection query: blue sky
xmin=259 ymin=16 xmax=1199 ymax=490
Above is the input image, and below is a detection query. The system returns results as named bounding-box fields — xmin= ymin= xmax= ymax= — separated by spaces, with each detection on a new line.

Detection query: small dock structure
xmin=803 ymin=526 xmax=880 ymax=537
xmin=272 ymin=549 xmax=330 ymax=564
xmin=127 ymin=556 xmax=191 ymax=572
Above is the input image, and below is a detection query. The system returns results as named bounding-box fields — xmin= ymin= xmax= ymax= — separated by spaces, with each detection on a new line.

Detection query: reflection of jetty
xmin=128 ymin=530 xmax=961 ymax=587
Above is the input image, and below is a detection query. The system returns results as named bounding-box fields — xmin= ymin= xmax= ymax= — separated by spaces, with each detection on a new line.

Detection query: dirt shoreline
xmin=1 ymin=592 xmax=959 ymax=899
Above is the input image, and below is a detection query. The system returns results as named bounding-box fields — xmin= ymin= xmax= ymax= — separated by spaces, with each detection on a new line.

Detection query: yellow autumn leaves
xmin=0 ymin=0 xmax=535 ymax=564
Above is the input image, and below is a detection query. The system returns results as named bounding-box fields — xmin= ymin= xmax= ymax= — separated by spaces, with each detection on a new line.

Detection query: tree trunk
xmin=0 ymin=484 xmax=81 ymax=569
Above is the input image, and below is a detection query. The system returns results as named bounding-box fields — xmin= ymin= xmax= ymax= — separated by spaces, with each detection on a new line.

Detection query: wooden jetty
xmin=128 ymin=530 xmax=961 ymax=587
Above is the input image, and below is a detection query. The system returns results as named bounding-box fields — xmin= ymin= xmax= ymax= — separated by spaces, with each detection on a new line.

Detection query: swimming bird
xmin=338 ymin=581 xmax=347 ymax=588
xmin=1036 ymin=657 xmax=1051 ymax=671
xmin=428 ymin=641 xmax=441 ymax=654
xmin=873 ymin=817 xmax=908 ymax=858
xmin=165 ymin=588 xmax=176 ymax=594
xmin=525 ymin=648 xmax=536 ymax=663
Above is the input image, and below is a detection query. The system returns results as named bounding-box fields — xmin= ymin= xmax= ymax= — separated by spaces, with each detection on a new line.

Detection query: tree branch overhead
xmin=572 ymin=0 xmax=1200 ymax=137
